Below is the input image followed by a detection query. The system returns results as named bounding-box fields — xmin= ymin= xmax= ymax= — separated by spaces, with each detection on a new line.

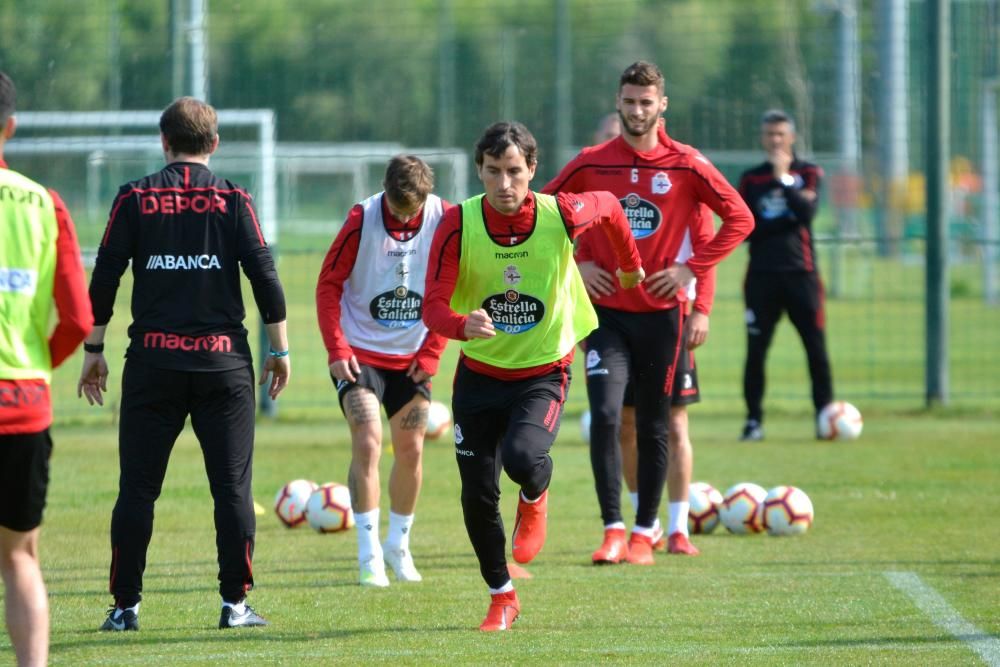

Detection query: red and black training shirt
xmin=89 ymin=161 xmax=285 ymax=371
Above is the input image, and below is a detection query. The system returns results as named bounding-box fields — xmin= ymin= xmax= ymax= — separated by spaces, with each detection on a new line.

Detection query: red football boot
xmin=511 ymin=490 xmax=548 ymax=564
xmin=479 ymin=590 xmax=520 ymax=632
xmin=591 ymin=527 xmax=629 ymax=565
xmin=625 ymin=532 xmax=655 ymax=565
xmin=667 ymin=532 xmax=701 ymax=556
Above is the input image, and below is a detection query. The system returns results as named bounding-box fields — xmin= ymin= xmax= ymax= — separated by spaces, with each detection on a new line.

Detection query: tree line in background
xmin=0 ymin=0 xmax=992 ymax=181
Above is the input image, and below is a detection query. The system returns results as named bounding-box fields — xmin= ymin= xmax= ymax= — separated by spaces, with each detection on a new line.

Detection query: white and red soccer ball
xmin=273 ymin=479 xmax=318 ymax=528
xmin=688 ymin=481 xmax=724 ymax=534
xmin=817 ymin=401 xmax=863 ymax=440
xmin=720 ymin=482 xmax=767 ymax=534
xmin=425 ymin=400 xmax=452 ymax=440
xmin=305 ymin=482 xmax=355 ymax=533
xmin=762 ymin=485 xmax=814 ymax=536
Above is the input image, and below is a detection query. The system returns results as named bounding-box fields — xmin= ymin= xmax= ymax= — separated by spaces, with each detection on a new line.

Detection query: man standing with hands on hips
xmin=544 ymin=61 xmax=753 ymax=565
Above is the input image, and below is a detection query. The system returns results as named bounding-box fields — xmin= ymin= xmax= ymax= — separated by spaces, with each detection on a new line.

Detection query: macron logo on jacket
xmin=146 ymin=254 xmax=222 ymax=270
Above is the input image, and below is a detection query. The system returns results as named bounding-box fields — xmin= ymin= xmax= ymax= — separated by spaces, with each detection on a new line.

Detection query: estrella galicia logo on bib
xmin=370 ymin=289 xmax=423 ymax=328
xmin=620 ymin=193 xmax=661 ymax=239
xmin=482 ymin=290 xmax=545 ymax=335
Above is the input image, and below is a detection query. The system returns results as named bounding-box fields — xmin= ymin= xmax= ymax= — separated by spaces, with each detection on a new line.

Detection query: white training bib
xmin=341 ymin=193 xmax=444 ymax=355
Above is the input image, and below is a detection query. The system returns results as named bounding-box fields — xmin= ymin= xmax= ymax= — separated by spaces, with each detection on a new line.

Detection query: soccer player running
xmin=737 ymin=109 xmax=832 ymax=441
xmin=543 ymin=61 xmax=753 ymax=566
xmin=423 ymin=121 xmax=643 ymax=631
xmin=0 ymin=71 xmax=93 ymax=667
xmin=78 ymin=97 xmax=290 ymax=631
xmin=316 ymin=155 xmax=450 ymax=587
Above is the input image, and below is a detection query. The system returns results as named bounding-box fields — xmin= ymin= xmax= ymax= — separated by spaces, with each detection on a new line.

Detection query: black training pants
xmin=743 ymin=270 xmax=834 ymax=422
xmin=452 ymin=360 xmax=568 ymax=589
xmin=584 ymin=306 xmax=682 ymax=530
xmin=109 ymin=360 xmax=257 ymax=606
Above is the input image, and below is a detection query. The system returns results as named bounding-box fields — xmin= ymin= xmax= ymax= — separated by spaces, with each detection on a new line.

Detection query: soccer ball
xmin=425 ymin=400 xmax=452 ymax=440
xmin=305 ymin=482 xmax=355 ymax=533
xmin=720 ymin=482 xmax=767 ymax=534
xmin=817 ymin=401 xmax=863 ymax=440
xmin=688 ymin=481 xmax=724 ymax=534
xmin=762 ymin=486 xmax=814 ymax=536
xmin=273 ymin=479 xmax=318 ymax=528
xmin=580 ymin=410 xmax=591 ymax=444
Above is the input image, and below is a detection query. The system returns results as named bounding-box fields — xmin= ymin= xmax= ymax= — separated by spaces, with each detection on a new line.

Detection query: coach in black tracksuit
xmin=737 ymin=109 xmax=833 ymax=441
xmin=78 ymin=97 xmax=290 ymax=630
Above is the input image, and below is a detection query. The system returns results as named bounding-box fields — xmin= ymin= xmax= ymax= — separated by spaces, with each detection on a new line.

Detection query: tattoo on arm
xmin=400 ymin=405 xmax=429 ymax=432
xmin=345 ymin=389 xmax=379 ymax=426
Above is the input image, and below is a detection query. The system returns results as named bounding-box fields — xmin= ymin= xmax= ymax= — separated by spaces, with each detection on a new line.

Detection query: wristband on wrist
xmin=268 ymin=347 xmax=289 ymax=358
xmin=83 ymin=342 xmax=104 ymax=354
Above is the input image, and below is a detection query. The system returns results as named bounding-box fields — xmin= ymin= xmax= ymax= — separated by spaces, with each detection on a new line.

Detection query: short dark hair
xmin=0 ymin=71 xmax=16 ymax=126
xmin=619 ymin=61 xmax=665 ymax=94
xmin=761 ymin=109 xmax=795 ymax=131
xmin=159 ymin=97 xmax=218 ymax=155
xmin=474 ymin=121 xmax=537 ymax=167
xmin=384 ymin=155 xmax=434 ymax=210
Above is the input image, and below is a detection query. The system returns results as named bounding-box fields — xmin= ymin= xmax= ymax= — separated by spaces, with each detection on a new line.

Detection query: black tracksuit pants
xmin=743 ymin=270 xmax=834 ymax=422
xmin=109 ymin=360 xmax=257 ymax=607
xmin=452 ymin=360 xmax=568 ymax=589
xmin=584 ymin=306 xmax=682 ymax=530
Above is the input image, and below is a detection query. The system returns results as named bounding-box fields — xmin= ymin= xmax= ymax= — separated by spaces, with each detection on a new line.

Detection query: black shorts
xmin=0 ymin=430 xmax=53 ymax=531
xmin=621 ymin=339 xmax=701 ymax=407
xmin=333 ymin=364 xmax=430 ymax=419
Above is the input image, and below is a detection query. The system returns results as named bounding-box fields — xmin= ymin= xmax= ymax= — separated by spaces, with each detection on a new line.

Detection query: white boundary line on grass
xmin=884 ymin=571 xmax=1000 ymax=666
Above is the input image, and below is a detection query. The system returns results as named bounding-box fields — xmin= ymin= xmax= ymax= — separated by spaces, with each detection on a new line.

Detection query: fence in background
xmin=2 ymin=0 xmax=997 ymax=420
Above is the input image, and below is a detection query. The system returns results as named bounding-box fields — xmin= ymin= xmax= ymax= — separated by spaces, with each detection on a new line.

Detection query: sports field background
xmin=6 ymin=0 xmax=997 ymax=418
xmin=29 ymin=411 xmax=1000 ymax=664
xmin=45 ymin=237 xmax=1000 ymax=425
xmin=1 ymin=0 xmax=999 ymax=664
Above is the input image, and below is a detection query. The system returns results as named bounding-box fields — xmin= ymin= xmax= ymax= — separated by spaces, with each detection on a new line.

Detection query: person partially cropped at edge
xmin=0 ymin=70 xmax=93 ymax=667
xmin=78 ymin=97 xmax=289 ymax=631
xmin=422 ymin=121 xmax=643 ymax=631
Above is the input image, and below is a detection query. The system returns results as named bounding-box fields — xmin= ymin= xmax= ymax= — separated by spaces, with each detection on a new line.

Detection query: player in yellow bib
xmin=0 ymin=71 xmax=93 ymax=666
xmin=423 ymin=121 xmax=643 ymax=631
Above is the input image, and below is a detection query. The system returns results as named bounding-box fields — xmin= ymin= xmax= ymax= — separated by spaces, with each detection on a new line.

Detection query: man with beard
xmin=544 ymin=61 xmax=753 ymax=565
xmin=575 ymin=110 xmax=715 ymax=559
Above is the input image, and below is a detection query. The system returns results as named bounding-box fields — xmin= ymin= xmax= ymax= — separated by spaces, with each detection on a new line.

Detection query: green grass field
xmin=14 ymin=223 xmax=999 ymax=664
xmin=2 ymin=409 xmax=994 ymax=665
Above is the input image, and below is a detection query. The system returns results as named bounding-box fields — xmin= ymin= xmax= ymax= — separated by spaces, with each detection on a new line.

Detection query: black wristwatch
xmin=83 ymin=342 xmax=105 ymax=354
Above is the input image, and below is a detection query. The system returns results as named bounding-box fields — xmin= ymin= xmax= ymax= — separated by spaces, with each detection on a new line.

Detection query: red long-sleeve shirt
xmin=1 ymin=158 xmax=93 ymax=435
xmin=423 ymin=190 xmax=640 ymax=380
xmin=543 ymin=127 xmax=753 ymax=315
xmin=316 ymin=198 xmax=452 ymax=376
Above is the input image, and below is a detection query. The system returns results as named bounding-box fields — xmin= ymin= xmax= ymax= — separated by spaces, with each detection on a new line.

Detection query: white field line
xmin=884 ymin=570 xmax=1000 ymax=666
